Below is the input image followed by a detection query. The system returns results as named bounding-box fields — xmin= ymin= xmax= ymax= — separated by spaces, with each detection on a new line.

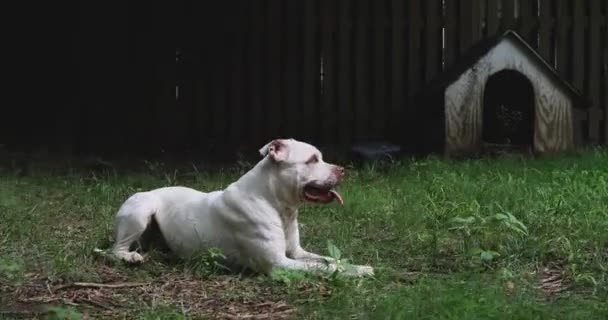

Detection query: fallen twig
xmin=75 ymin=297 xmax=114 ymax=311
xmin=238 ymin=309 xmax=297 ymax=319
xmin=0 ymin=310 xmax=38 ymax=316
xmin=54 ymin=282 xmax=149 ymax=292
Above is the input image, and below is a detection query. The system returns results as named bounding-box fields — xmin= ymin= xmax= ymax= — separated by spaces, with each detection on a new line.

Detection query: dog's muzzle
xmin=302 ymin=166 xmax=345 ymax=205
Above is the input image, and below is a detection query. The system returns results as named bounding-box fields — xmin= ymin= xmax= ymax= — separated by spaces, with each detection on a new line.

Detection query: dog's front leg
xmin=274 ymin=256 xmax=374 ymax=277
xmin=285 ymin=217 xmax=335 ymax=263
xmin=252 ymin=221 xmax=373 ymax=277
xmin=276 ymin=257 xmax=338 ymax=274
xmin=292 ymin=247 xmax=336 ymax=263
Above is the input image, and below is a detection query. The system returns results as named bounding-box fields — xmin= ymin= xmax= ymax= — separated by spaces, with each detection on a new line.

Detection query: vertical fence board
xmin=518 ymin=0 xmax=538 ymax=47
xmin=444 ymin=0 xmax=458 ymax=67
xmin=407 ymin=0 xmax=422 ymax=92
xmin=228 ymin=3 xmax=246 ymax=150
xmin=486 ymin=0 xmax=501 ymax=36
xmin=266 ymin=0 xmax=282 ymax=140
xmin=555 ymin=0 xmax=571 ymax=81
xmin=321 ymin=0 xmax=338 ymax=144
xmin=302 ymin=0 xmax=319 ymax=144
xmin=424 ymin=0 xmax=442 ymax=83
xmin=390 ymin=0 xmax=406 ymax=142
xmin=572 ymin=0 xmax=590 ymax=140
xmin=538 ymin=0 xmax=554 ymax=65
xmin=337 ymin=0 xmax=353 ymax=145
xmin=247 ymin=2 xmax=265 ymax=147
xmin=354 ymin=0 xmax=371 ymax=141
xmin=501 ymin=0 xmax=516 ymax=31
xmin=188 ymin=2 xmax=209 ymax=149
xmin=459 ymin=0 xmax=482 ymax=55
xmin=228 ymin=36 xmax=245 ymax=150
xmin=588 ymin=0 xmax=602 ymax=142
xmin=572 ymin=0 xmax=585 ymax=92
xmin=391 ymin=0 xmax=406 ymax=143
xmin=210 ymin=23 xmax=229 ymax=150
xmin=604 ymin=2 xmax=608 ymax=143
xmin=284 ymin=0 xmax=302 ymax=141
xmin=372 ymin=0 xmax=387 ymax=139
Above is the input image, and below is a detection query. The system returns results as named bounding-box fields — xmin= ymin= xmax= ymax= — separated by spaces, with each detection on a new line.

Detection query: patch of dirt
xmin=1 ymin=268 xmax=297 ymax=319
xmin=538 ymin=266 xmax=569 ymax=298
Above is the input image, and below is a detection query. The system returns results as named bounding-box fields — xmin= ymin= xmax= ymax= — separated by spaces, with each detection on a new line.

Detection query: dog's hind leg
xmin=111 ymin=193 xmax=158 ymax=264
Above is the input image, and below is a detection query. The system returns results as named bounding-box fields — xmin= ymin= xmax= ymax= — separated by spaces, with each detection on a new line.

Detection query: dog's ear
xmin=259 ymin=139 xmax=288 ymax=162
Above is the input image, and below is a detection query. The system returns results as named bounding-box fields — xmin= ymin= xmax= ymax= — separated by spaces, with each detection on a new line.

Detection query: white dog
xmin=110 ymin=138 xmax=374 ymax=277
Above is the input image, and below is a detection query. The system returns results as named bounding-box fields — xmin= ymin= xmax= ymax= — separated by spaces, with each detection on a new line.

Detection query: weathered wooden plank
xmin=337 ymin=0 xmax=353 ymax=145
xmin=570 ymin=0 xmax=591 ymax=141
xmin=518 ymin=0 xmax=538 ymax=47
xmin=571 ymin=0 xmax=585 ymax=92
xmin=555 ymin=0 xmax=571 ymax=81
xmin=321 ymin=0 xmax=337 ymax=144
xmin=247 ymin=1 xmax=265 ymax=147
xmin=471 ymin=0 xmax=482 ymax=44
xmin=354 ymin=0 xmax=370 ymax=141
xmin=301 ymin=0 xmax=319 ymax=144
xmin=210 ymin=22 xmax=229 ymax=148
xmin=535 ymin=86 xmax=576 ymax=153
xmin=443 ymin=0 xmax=458 ymax=67
xmin=459 ymin=0 xmax=482 ymax=55
xmin=424 ymin=0 xmax=442 ymax=83
xmin=391 ymin=0 xmax=406 ymax=143
xmin=538 ymin=0 xmax=554 ymax=65
xmin=283 ymin=0 xmax=302 ymax=141
xmin=588 ymin=0 xmax=602 ymax=142
xmin=266 ymin=0 xmax=282 ymax=141
xmin=605 ymin=3 xmax=608 ymax=143
xmin=407 ymin=0 xmax=422 ymax=94
xmin=605 ymin=48 xmax=608 ymax=144
xmin=486 ymin=0 xmax=501 ymax=37
xmin=228 ymin=3 xmax=246 ymax=150
xmin=371 ymin=0 xmax=386 ymax=139
xmin=501 ymin=0 xmax=516 ymax=31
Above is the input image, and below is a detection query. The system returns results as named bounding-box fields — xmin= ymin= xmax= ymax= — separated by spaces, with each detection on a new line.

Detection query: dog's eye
xmin=306 ymin=155 xmax=318 ymax=164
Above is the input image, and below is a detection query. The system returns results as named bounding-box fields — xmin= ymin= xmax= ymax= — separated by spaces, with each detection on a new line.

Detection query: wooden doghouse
xmin=418 ymin=30 xmax=589 ymax=156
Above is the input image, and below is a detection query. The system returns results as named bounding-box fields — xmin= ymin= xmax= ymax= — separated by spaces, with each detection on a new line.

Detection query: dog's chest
xmin=279 ymin=207 xmax=298 ymax=229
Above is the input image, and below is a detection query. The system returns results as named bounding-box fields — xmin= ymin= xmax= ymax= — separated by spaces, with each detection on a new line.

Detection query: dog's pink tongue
xmin=330 ymin=189 xmax=344 ymax=206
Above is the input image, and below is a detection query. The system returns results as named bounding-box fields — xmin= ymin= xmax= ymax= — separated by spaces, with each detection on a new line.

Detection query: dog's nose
xmin=335 ymin=166 xmax=345 ymax=177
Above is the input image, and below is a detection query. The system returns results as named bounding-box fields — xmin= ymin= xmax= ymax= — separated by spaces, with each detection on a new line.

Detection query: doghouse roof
xmin=423 ymin=30 xmax=589 ymax=108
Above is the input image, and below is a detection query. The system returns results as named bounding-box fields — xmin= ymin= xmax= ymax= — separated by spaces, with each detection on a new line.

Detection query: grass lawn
xmin=1 ymin=149 xmax=608 ymax=319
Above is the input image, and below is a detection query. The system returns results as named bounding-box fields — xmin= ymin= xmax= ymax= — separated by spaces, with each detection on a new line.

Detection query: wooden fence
xmin=4 ymin=1 xmax=607 ymax=158
xmin=178 ymin=0 xmax=607 ymax=157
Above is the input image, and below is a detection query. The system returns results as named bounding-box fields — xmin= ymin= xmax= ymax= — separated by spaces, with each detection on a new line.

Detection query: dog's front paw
xmin=343 ymin=265 xmax=374 ymax=277
xmin=125 ymin=252 xmax=145 ymax=264
xmin=114 ymin=251 xmax=145 ymax=264
xmin=355 ymin=265 xmax=375 ymax=277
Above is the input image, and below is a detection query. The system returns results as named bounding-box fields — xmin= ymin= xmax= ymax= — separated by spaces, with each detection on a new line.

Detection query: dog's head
xmin=259 ymin=138 xmax=345 ymax=206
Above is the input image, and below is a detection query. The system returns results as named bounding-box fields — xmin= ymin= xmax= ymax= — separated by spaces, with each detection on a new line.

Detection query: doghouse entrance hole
xmin=482 ymin=69 xmax=535 ymax=154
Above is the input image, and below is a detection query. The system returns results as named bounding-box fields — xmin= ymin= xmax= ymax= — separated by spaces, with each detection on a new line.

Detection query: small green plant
xmin=0 ymin=257 xmax=23 ymax=285
xmin=188 ymin=247 xmax=231 ymax=276
xmin=47 ymin=306 xmax=83 ymax=320
xmin=270 ymin=269 xmax=308 ymax=287
xmin=135 ymin=308 xmax=187 ymax=320
xmin=449 ymin=209 xmax=528 ymax=266
xmin=325 ymin=240 xmax=366 ymax=281
xmin=326 ymin=240 xmax=349 ymax=272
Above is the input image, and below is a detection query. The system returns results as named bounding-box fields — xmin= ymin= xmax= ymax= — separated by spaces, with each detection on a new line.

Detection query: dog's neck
xmin=225 ymin=157 xmax=300 ymax=217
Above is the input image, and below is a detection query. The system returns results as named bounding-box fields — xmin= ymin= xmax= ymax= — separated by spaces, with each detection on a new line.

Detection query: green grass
xmin=1 ymin=149 xmax=608 ymax=319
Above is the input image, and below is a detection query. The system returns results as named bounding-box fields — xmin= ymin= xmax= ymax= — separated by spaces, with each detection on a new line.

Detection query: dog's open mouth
xmin=303 ymin=184 xmax=344 ymax=206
